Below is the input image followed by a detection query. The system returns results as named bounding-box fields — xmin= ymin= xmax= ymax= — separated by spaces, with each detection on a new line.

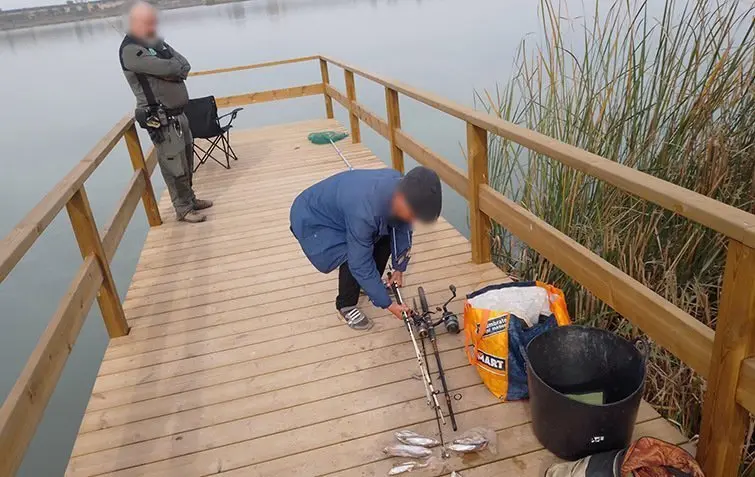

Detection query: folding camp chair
xmin=185 ymin=95 xmax=243 ymax=172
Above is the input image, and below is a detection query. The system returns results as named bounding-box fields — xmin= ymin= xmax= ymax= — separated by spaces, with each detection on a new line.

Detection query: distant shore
xmin=0 ymin=0 xmax=241 ymax=31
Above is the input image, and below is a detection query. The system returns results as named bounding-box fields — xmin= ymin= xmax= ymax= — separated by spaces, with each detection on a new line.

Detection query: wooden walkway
xmin=64 ymin=119 xmax=687 ymax=477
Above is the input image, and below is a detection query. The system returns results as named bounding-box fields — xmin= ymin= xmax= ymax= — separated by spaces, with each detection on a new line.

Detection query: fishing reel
xmin=412 ymin=285 xmax=460 ymax=337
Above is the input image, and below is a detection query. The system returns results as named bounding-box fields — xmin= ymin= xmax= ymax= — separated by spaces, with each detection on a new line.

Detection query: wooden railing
xmin=0 ymin=54 xmax=753 ymax=476
xmin=314 ymin=55 xmax=755 ymax=477
xmin=313 ymin=55 xmax=755 ymax=477
xmin=0 ymin=115 xmax=161 ymax=475
xmin=0 ymin=54 xmax=324 ymax=476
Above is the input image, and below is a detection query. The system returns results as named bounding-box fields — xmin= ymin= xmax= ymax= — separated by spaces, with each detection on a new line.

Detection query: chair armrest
xmin=218 ymin=107 xmax=244 ymax=121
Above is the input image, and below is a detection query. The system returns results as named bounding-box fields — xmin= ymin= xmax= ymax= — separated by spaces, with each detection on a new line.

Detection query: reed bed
xmin=479 ymin=0 xmax=755 ymax=472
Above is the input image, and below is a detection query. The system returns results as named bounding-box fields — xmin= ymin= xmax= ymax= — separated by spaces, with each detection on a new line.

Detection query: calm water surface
xmin=0 ymin=0 xmax=541 ymax=474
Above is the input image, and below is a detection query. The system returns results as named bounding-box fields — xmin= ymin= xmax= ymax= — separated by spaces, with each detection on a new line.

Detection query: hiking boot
xmin=338 ymin=306 xmax=373 ymax=331
xmin=179 ymin=210 xmax=207 ymax=223
xmin=193 ymin=199 xmax=214 ymax=210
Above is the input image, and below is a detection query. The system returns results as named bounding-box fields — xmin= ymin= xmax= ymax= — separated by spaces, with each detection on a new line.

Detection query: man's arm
xmin=164 ymin=43 xmax=191 ymax=79
xmin=121 ymin=43 xmax=185 ymax=78
xmin=345 ymin=218 xmax=392 ymax=309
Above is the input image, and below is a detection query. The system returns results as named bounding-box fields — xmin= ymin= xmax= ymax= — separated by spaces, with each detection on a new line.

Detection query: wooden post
xmin=319 ymin=59 xmax=334 ymax=119
xmin=124 ymin=124 xmax=162 ymax=227
xmin=467 ymin=122 xmax=491 ymax=264
xmin=698 ymin=240 xmax=755 ymax=477
xmin=385 ymin=87 xmax=404 ymax=173
xmin=66 ymin=187 xmax=130 ymax=338
xmin=344 ymin=69 xmax=361 ymax=143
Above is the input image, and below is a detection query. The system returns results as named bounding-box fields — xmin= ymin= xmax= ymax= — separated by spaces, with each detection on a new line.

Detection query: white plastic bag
xmin=467 ymin=286 xmax=551 ymax=327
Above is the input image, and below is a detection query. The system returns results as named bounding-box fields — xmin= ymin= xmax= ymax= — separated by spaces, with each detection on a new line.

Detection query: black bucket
xmin=526 ymin=326 xmax=646 ymax=460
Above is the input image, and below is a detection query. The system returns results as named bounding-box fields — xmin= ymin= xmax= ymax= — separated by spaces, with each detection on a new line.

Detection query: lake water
xmin=0 ymin=0 xmax=543 ymax=474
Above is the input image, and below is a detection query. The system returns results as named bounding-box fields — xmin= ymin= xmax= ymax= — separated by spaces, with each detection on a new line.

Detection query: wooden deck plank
xmin=124 ymin=227 xmax=457 ymax=303
xmin=122 ymin=251 xmax=488 ymax=332
xmin=70 ymin=366 xmax=485 ymax=466
xmin=100 ymin=267 xmax=491 ymax=379
xmin=91 ymin=273 xmax=501 ymax=395
xmin=74 ymin=351 xmax=474 ymax=454
xmin=66 ymin=119 xmax=688 ymax=476
xmin=108 ymin=253 xmax=469 ymax=364
xmin=109 ymin=244 xmax=473 ymax=347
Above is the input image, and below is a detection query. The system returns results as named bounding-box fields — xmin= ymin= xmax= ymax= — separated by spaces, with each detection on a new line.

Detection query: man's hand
xmin=388 ymin=302 xmax=411 ymax=320
xmin=389 ymin=271 xmax=404 ymax=287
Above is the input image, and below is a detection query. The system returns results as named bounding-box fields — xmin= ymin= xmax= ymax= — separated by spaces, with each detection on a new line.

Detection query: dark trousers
xmin=336 ymin=235 xmax=391 ymax=309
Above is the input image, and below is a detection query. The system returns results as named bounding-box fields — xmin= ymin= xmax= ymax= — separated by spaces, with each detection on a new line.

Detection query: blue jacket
xmin=290 ymin=169 xmax=413 ymax=308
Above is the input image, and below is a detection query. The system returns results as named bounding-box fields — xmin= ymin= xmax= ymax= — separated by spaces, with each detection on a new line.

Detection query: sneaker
xmin=193 ymin=199 xmax=214 ymax=210
xmin=338 ymin=306 xmax=373 ymax=331
xmin=179 ymin=210 xmax=207 ymax=223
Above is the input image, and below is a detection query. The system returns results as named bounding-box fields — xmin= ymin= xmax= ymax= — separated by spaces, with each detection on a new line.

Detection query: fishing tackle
xmin=416 ymin=285 xmax=459 ymax=433
xmin=388 ymin=274 xmax=460 ymax=459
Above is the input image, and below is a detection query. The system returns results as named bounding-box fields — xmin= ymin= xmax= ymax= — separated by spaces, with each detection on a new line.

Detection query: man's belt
xmin=135 ymin=104 xmax=184 ymax=131
xmin=164 ymin=106 xmax=184 ymax=117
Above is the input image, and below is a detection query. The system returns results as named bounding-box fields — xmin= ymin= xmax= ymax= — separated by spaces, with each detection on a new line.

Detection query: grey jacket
xmin=119 ymin=35 xmax=191 ymax=110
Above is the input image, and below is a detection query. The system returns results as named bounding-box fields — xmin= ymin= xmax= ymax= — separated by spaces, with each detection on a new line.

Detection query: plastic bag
xmin=464 ymin=281 xmax=571 ymax=400
xmin=383 ymin=443 xmax=433 ymax=458
xmin=467 ymin=285 xmax=551 ymax=327
xmin=448 ymin=427 xmax=498 ymax=456
xmin=394 ymin=430 xmax=440 ymax=447
xmin=387 ymin=457 xmax=440 ymax=475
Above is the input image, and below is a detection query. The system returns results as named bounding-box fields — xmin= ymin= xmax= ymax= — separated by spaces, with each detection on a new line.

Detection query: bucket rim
xmin=526 ymin=325 xmax=645 ymax=409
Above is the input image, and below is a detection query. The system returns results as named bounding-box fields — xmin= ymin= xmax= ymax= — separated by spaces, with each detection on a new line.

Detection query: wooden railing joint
xmin=319 ymin=59 xmax=334 ymax=119
xmin=124 ymin=124 xmax=161 ymax=227
xmin=385 ymin=87 xmax=403 ymax=173
xmin=698 ymin=240 xmax=755 ymax=477
xmin=65 ymin=187 xmax=129 ymax=338
xmin=467 ymin=122 xmax=491 ymax=264
xmin=344 ymin=69 xmax=361 ymax=143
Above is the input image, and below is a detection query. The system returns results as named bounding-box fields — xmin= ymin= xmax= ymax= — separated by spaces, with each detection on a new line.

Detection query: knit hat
xmin=397 ymin=166 xmax=442 ymax=223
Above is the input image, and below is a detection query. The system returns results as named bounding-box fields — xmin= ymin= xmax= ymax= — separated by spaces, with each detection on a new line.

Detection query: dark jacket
xmin=290 ymin=169 xmax=413 ymax=308
xmin=119 ymin=35 xmax=191 ymax=109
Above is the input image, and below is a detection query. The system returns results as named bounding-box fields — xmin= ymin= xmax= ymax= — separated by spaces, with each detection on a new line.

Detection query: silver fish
xmin=394 ymin=430 xmax=440 ymax=448
xmin=448 ymin=441 xmax=488 ymax=453
xmin=387 ymin=460 xmax=429 ymax=475
xmin=451 ymin=472 xmax=463 ymax=477
xmin=449 ymin=430 xmax=489 ymax=453
xmin=383 ymin=444 xmax=433 ymax=458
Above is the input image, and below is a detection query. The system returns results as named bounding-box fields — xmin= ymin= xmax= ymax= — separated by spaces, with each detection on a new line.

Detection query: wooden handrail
xmin=188 ymin=55 xmax=319 ymax=77
xmin=215 ymin=83 xmax=324 ymax=109
xmin=0 ymin=256 xmax=102 ymax=477
xmin=0 ymin=114 xmax=133 ymax=284
xmin=320 ymin=55 xmax=755 ymax=249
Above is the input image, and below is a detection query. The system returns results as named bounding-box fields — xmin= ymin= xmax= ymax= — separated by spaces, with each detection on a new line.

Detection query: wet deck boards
xmin=65 ymin=119 xmax=688 ymax=476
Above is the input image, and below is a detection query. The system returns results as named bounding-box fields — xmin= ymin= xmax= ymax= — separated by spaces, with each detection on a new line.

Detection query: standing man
xmin=119 ymin=1 xmax=212 ymax=223
xmin=290 ymin=166 xmax=443 ymax=331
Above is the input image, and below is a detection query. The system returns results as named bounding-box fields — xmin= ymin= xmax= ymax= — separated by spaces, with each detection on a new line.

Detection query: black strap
xmin=135 ymin=73 xmax=157 ymax=106
xmin=119 ymin=34 xmax=160 ymax=107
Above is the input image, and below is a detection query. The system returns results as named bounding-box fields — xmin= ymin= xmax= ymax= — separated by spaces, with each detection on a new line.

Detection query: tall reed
xmin=480 ymin=0 xmax=754 ymax=471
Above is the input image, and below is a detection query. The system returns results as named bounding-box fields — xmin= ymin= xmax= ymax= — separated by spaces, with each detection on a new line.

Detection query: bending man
xmin=290 ymin=166 xmax=442 ymax=330
xmin=119 ymin=1 xmax=212 ymax=223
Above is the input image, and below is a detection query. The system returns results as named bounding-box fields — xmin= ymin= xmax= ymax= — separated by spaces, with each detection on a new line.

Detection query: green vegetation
xmin=480 ymin=0 xmax=754 ymax=471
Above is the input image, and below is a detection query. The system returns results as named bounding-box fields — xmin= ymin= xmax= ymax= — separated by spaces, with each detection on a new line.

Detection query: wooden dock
xmin=10 ymin=55 xmax=755 ymax=476
xmin=62 ymin=119 xmax=687 ymax=477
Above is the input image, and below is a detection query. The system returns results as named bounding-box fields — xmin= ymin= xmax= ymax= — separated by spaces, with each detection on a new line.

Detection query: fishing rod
xmin=388 ymin=275 xmax=460 ymax=458
xmin=388 ymin=276 xmax=447 ymax=456
xmin=416 ymin=285 xmax=459 ymax=432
